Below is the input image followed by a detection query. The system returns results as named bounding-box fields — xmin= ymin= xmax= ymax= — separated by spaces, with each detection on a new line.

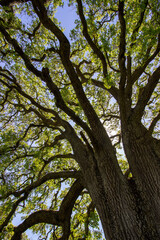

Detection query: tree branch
xmin=30 ymin=1 xmax=111 ymax=144
xmin=0 ymin=21 xmax=41 ymax=78
xmin=118 ymin=0 xmax=126 ymax=90
xmin=132 ymin=66 xmax=160 ymax=120
xmin=131 ymin=34 xmax=160 ymax=84
xmin=0 ymin=193 xmax=28 ymax=233
xmin=76 ymin=0 xmax=108 ymax=77
xmin=0 ymin=0 xmax=30 ymax=6
xmin=148 ymin=112 xmax=160 ymax=135
xmin=41 ymin=67 xmax=95 ymax=144
xmin=74 ymin=63 xmax=119 ymax=102
xmin=130 ymin=0 xmax=148 ymax=48
xmin=11 ymin=179 xmax=84 ymax=240
xmin=0 ymin=19 xmax=95 ymax=147
xmin=11 ymin=210 xmax=60 ymax=240
xmin=0 ymin=171 xmax=81 ymax=200
xmin=0 ymin=69 xmax=94 ymax=144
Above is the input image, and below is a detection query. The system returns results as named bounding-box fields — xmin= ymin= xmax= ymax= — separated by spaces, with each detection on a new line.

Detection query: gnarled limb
xmin=11 ymin=179 xmax=84 ymax=240
xmin=0 ymin=170 xmax=81 ymax=200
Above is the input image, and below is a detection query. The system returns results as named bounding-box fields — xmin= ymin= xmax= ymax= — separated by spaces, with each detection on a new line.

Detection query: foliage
xmin=0 ymin=0 xmax=159 ymax=239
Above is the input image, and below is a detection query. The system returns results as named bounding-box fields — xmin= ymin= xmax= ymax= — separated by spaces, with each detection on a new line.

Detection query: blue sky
xmin=55 ymin=1 xmax=77 ymax=39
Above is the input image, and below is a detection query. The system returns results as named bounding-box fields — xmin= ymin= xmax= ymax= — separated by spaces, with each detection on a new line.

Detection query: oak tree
xmin=0 ymin=0 xmax=160 ymax=239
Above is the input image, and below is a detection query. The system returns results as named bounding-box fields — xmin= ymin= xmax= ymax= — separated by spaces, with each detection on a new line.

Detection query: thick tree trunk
xmin=83 ymin=160 xmax=160 ymax=239
xmin=78 ymin=123 xmax=160 ymax=239
xmin=120 ymin=122 xmax=160 ymax=239
xmin=83 ymin=166 xmax=141 ymax=239
xmin=67 ymin=117 xmax=160 ymax=239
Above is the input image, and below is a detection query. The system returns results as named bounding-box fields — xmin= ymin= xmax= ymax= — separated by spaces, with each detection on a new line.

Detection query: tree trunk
xmin=75 ymin=120 xmax=160 ymax=239
xmin=83 ymin=158 xmax=160 ymax=239
xmin=82 ymin=165 xmax=140 ymax=239
xmin=67 ymin=117 xmax=160 ymax=239
xmin=119 ymin=122 xmax=160 ymax=239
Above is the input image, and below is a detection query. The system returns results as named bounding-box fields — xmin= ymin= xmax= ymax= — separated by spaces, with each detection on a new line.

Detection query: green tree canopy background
xmin=0 ymin=0 xmax=160 ymax=239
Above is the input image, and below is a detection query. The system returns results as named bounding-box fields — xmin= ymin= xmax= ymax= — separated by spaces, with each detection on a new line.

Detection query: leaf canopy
xmin=0 ymin=0 xmax=159 ymax=239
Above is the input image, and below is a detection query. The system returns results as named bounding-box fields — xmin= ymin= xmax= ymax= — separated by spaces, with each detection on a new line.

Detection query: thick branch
xmin=11 ymin=210 xmax=60 ymax=240
xmin=41 ymin=68 xmax=95 ymax=144
xmin=118 ymin=0 xmax=126 ymax=89
xmin=11 ymin=179 xmax=84 ymax=240
xmin=0 ymin=171 xmax=81 ymax=200
xmin=30 ymin=1 xmax=111 ymax=143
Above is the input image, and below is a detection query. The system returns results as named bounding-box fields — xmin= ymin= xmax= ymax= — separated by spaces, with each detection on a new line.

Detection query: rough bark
xmin=0 ymin=0 xmax=160 ymax=239
xmin=121 ymin=121 xmax=160 ymax=239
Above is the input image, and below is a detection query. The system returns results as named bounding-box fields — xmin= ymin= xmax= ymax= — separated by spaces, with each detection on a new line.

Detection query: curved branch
xmin=74 ymin=63 xmax=119 ymax=102
xmin=11 ymin=179 xmax=84 ymax=240
xmin=148 ymin=111 xmax=160 ymax=135
xmin=132 ymin=66 xmax=160 ymax=120
xmin=76 ymin=0 xmax=108 ymax=77
xmin=132 ymin=34 xmax=160 ymax=84
xmin=106 ymin=53 xmax=120 ymax=73
xmin=0 ymin=21 xmax=41 ymax=78
xmin=0 ymin=193 xmax=28 ymax=233
xmin=130 ymin=0 xmax=148 ymax=48
xmin=0 ymin=171 xmax=81 ymax=200
xmin=0 ymin=71 xmax=57 ymax=116
xmin=11 ymin=210 xmax=60 ymax=240
xmin=91 ymin=79 xmax=119 ymax=103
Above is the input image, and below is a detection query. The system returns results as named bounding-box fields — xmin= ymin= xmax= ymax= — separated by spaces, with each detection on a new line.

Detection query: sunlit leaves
xmin=0 ymin=0 xmax=160 ymax=239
